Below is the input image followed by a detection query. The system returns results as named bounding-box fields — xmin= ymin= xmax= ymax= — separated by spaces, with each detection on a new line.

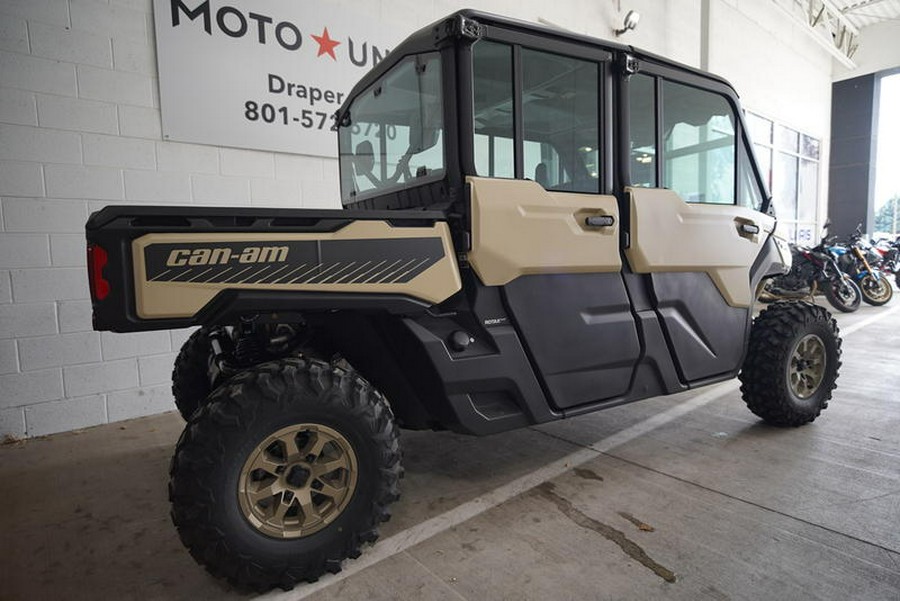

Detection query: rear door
xmin=622 ymin=65 xmax=775 ymax=382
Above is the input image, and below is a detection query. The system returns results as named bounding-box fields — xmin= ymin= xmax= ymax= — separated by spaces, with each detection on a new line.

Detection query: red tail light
xmin=87 ymin=243 xmax=110 ymax=301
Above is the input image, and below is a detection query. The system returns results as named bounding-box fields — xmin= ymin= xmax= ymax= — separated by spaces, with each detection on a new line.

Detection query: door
xmin=623 ymin=70 xmax=775 ymax=382
xmin=466 ymin=38 xmax=641 ymax=410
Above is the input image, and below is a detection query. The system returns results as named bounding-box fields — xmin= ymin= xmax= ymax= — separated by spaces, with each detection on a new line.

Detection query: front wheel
xmin=739 ymin=301 xmax=841 ymax=427
xmin=859 ymin=273 xmax=893 ymax=306
xmin=169 ymin=358 xmax=402 ymax=592
xmin=823 ymin=275 xmax=861 ymax=313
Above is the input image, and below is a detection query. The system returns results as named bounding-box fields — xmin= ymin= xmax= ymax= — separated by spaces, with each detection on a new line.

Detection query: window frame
xmin=464 ymin=28 xmax=613 ymax=195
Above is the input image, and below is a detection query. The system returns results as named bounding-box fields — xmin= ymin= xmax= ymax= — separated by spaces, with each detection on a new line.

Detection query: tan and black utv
xmin=86 ymin=10 xmax=841 ymax=592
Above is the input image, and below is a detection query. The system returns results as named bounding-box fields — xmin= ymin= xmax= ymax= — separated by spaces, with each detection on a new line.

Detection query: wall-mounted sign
xmin=153 ymin=0 xmax=402 ymax=156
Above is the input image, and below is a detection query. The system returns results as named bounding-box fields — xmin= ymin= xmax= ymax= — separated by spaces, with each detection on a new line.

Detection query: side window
xmin=628 ymin=74 xmax=657 ymax=187
xmin=662 ymin=80 xmax=735 ymax=204
xmin=472 ymin=41 xmax=601 ymax=192
xmin=473 ymin=41 xmax=515 ymax=178
xmin=738 ymin=143 xmax=764 ymax=210
xmin=521 ymin=48 xmax=599 ymax=193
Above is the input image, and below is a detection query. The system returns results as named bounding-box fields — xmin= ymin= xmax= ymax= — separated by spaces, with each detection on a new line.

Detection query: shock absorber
xmin=234 ymin=316 xmax=267 ymax=367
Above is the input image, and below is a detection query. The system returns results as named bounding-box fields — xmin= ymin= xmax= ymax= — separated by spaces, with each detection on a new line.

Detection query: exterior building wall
xmin=0 ymin=0 xmax=837 ymax=437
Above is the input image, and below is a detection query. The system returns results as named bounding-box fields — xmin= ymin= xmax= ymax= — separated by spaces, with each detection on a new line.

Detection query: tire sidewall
xmin=824 ymin=275 xmax=860 ymax=312
xmin=185 ymin=373 xmax=386 ymax=564
xmin=860 ymin=274 xmax=893 ymax=306
xmin=779 ymin=317 xmax=840 ymax=415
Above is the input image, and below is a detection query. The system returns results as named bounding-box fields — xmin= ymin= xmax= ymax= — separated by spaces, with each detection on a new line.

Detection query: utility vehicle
xmin=86 ymin=10 xmax=841 ymax=591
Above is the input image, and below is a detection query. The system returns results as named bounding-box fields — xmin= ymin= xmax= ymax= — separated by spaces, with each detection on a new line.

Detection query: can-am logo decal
xmin=143 ymin=238 xmax=445 ymax=286
xmin=166 ymin=246 xmax=289 ymax=267
xmin=170 ymin=0 xmax=389 ymax=66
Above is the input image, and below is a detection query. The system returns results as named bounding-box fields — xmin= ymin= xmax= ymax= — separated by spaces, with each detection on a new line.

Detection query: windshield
xmin=339 ymin=53 xmax=444 ymax=204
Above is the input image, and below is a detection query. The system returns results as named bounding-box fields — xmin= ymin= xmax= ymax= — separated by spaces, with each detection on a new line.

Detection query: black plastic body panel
xmin=649 ymin=272 xmax=748 ymax=383
xmin=503 ymin=274 xmax=640 ymax=410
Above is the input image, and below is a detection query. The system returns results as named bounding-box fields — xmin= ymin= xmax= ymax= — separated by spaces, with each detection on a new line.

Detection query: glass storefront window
xmin=801 ymin=134 xmax=820 ymax=160
xmin=773 ymin=151 xmax=799 ymax=221
xmin=746 ymin=112 xmax=772 ymax=146
xmin=776 ymin=124 xmax=799 ymax=153
xmin=748 ymin=111 xmax=821 ymax=243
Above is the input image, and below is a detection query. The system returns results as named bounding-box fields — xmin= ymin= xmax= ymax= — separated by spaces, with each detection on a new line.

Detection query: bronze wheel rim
xmin=864 ymin=276 xmax=891 ymax=302
xmin=787 ymin=334 xmax=826 ymax=400
xmin=238 ymin=423 xmax=358 ymax=539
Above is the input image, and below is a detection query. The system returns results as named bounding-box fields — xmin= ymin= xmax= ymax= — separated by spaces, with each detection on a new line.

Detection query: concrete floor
xmin=2 ymin=302 xmax=899 ymax=601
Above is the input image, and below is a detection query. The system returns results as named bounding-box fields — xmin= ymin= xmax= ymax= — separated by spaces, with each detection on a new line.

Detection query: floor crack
xmin=533 ymin=482 xmax=676 ymax=583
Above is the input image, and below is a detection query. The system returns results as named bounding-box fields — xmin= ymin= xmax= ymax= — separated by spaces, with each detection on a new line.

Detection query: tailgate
xmin=86 ymin=206 xmax=460 ymax=332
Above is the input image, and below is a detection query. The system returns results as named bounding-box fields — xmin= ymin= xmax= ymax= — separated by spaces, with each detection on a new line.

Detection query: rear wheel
xmin=169 ymin=358 xmax=401 ymax=592
xmin=859 ymin=273 xmax=893 ymax=306
xmin=739 ymin=301 xmax=841 ymax=426
xmin=172 ymin=328 xmax=213 ymax=420
xmin=823 ymin=275 xmax=861 ymax=313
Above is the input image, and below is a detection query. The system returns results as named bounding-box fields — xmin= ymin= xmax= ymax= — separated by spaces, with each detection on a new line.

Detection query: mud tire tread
xmin=169 ymin=357 xmax=402 ymax=592
xmin=739 ymin=301 xmax=841 ymax=427
xmin=171 ymin=327 xmax=213 ymax=421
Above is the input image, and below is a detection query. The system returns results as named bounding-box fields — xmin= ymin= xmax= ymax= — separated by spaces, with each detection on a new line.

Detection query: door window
xmin=473 ymin=41 xmax=515 ymax=178
xmin=662 ymin=80 xmax=735 ymax=204
xmin=628 ymin=74 xmax=657 ymax=187
xmin=521 ymin=48 xmax=599 ymax=192
xmin=472 ymin=41 xmax=601 ymax=192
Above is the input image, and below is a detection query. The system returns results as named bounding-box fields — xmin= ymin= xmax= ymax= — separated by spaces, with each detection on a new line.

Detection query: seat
xmin=534 ymin=162 xmax=550 ymax=189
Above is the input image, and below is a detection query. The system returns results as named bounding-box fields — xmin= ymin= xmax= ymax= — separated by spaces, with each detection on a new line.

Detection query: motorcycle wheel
xmin=823 ymin=275 xmax=861 ymax=313
xmin=859 ymin=274 xmax=893 ymax=306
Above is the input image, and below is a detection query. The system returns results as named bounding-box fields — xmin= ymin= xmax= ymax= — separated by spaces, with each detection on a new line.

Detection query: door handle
xmin=740 ymin=223 xmax=759 ymax=235
xmin=585 ymin=215 xmax=615 ymax=227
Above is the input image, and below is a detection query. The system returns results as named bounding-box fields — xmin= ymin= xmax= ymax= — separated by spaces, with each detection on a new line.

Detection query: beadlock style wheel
xmin=740 ymin=301 xmax=841 ymax=427
xmin=787 ymin=334 xmax=826 ymax=400
xmin=238 ymin=423 xmax=359 ymax=539
xmin=169 ymin=358 xmax=402 ymax=592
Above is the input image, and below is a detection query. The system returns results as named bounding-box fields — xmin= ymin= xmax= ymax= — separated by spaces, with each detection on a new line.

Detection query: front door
xmin=622 ymin=68 xmax=775 ymax=383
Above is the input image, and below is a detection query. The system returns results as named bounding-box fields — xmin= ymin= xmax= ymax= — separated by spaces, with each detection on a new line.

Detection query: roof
xmin=834 ymin=0 xmax=900 ymax=30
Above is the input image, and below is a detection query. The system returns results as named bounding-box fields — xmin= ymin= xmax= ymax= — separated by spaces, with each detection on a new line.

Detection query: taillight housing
xmin=87 ymin=243 xmax=110 ymax=301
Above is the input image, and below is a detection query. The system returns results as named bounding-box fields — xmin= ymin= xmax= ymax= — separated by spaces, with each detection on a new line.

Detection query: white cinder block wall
xmin=0 ymin=0 xmax=838 ymax=438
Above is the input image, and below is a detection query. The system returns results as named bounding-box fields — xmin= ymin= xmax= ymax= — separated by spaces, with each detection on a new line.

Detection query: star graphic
xmin=312 ymin=27 xmax=341 ymax=60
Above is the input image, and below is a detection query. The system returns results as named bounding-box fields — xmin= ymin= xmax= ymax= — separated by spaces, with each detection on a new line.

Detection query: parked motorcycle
xmin=761 ymin=236 xmax=862 ymax=313
xmin=829 ymin=224 xmax=893 ymax=306
xmin=871 ymin=235 xmax=900 ymax=290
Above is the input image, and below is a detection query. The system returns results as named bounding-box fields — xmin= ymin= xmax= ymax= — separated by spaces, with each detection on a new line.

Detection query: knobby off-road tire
xmin=822 ymin=275 xmax=861 ymax=313
xmin=739 ymin=301 xmax=841 ymax=427
xmin=859 ymin=273 xmax=893 ymax=306
xmin=169 ymin=358 xmax=402 ymax=592
xmin=171 ymin=327 xmax=213 ymax=421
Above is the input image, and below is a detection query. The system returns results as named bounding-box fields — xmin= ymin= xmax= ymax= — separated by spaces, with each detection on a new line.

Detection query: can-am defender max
xmin=85 ymin=10 xmax=841 ymax=591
